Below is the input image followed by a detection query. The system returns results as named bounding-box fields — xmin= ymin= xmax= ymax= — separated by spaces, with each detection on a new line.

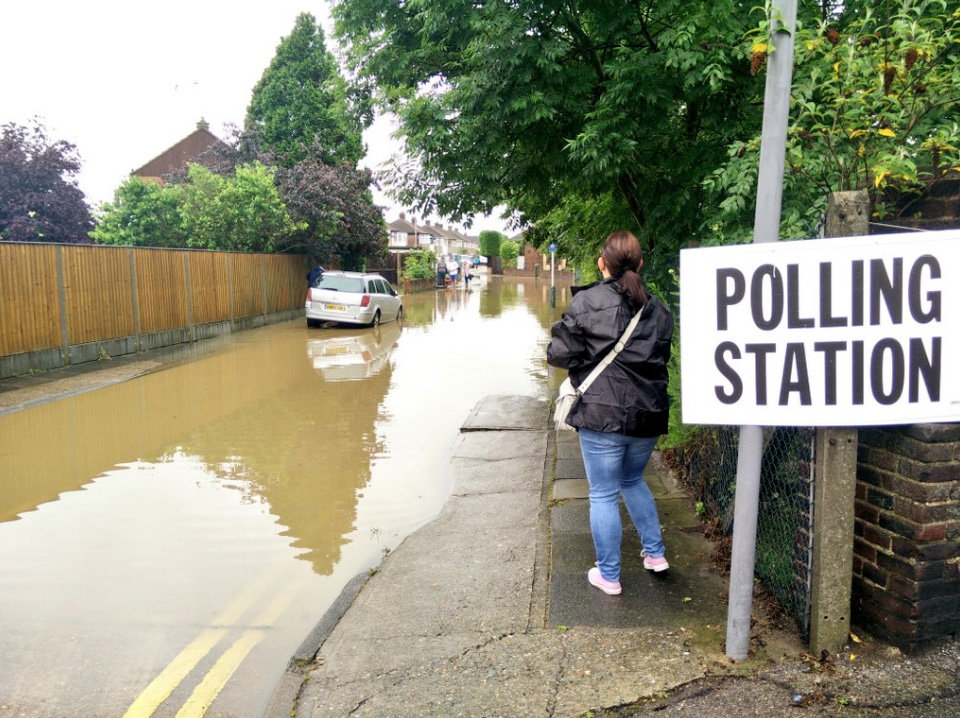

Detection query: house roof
xmin=132 ymin=120 xmax=225 ymax=179
xmin=385 ymin=215 xmax=480 ymax=245
xmin=387 ymin=216 xmax=416 ymax=233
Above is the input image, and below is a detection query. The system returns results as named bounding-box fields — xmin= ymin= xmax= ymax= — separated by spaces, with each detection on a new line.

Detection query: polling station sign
xmin=679 ymin=230 xmax=960 ymax=427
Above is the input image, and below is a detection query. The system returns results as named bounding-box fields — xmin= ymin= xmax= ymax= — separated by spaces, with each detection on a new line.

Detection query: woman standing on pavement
xmin=546 ymin=230 xmax=673 ymax=596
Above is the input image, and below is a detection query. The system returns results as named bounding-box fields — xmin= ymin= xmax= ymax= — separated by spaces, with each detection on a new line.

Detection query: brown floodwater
xmin=0 ymin=278 xmax=569 ymax=717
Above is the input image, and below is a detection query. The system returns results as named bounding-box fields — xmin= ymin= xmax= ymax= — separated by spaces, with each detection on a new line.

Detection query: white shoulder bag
xmin=553 ymin=305 xmax=645 ymax=431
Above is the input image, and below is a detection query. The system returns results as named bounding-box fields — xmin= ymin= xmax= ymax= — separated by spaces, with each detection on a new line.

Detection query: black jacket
xmin=546 ymin=278 xmax=673 ymax=437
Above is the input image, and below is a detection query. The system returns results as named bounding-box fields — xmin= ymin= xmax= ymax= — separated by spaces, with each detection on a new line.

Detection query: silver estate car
xmin=305 ymin=271 xmax=403 ymax=328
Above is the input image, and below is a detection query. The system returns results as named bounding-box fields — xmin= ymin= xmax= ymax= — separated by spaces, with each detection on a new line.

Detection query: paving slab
xmin=555 ymin=456 xmax=587 ymax=480
xmin=552 ymin=478 xmax=589 ymax=500
xmin=460 ymin=394 xmax=549 ymax=432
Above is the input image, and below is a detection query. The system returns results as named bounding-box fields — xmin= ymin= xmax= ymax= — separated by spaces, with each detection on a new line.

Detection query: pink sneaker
xmin=587 ymin=567 xmax=622 ymax=595
xmin=643 ymin=555 xmax=670 ymax=572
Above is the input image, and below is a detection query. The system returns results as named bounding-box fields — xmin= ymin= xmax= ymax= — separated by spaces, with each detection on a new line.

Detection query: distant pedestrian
xmin=436 ymin=258 xmax=447 ymax=287
xmin=462 ymin=259 xmax=470 ymax=287
xmin=546 ymin=230 xmax=674 ymax=596
xmin=307 ymin=264 xmax=325 ymax=286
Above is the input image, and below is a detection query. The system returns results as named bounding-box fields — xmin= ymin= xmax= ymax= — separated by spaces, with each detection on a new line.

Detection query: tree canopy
xmin=247 ymin=12 xmax=366 ymax=166
xmin=274 ymin=159 xmax=386 ymax=269
xmin=200 ymin=128 xmax=386 ymax=269
xmin=92 ymin=163 xmax=302 ymax=252
xmin=706 ymin=0 xmax=960 ymax=243
xmin=90 ymin=177 xmax=184 ymax=248
xmin=333 ymin=0 xmax=960 ymax=280
xmin=0 ymin=120 xmax=93 ymax=243
xmin=477 ymin=230 xmax=503 ymax=257
xmin=332 ymin=0 xmax=764 ymax=263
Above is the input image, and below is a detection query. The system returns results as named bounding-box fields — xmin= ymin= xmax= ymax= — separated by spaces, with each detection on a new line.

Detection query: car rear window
xmin=318 ymin=275 xmax=364 ymax=293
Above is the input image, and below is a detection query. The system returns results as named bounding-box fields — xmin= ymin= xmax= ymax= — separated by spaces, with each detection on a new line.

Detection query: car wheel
xmin=307 ymin=318 xmax=320 ymax=328
xmin=396 ymin=306 xmax=403 ymax=324
xmin=370 ymin=310 xmax=381 ymax=328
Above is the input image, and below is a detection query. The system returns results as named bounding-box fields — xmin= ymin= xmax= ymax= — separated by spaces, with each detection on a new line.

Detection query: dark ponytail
xmin=601 ymin=231 xmax=648 ymax=307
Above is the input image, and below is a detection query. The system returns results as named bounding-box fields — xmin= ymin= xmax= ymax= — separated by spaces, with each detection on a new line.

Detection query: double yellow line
xmin=124 ymin=567 xmax=300 ymax=718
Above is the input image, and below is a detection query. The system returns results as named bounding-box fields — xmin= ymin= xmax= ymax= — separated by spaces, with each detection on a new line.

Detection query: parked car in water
xmin=305 ymin=271 xmax=403 ymax=328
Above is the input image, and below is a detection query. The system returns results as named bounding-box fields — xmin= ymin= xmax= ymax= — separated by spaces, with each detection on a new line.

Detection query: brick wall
xmin=852 ymin=424 xmax=960 ymax=650
xmin=522 ymin=244 xmax=541 ymax=269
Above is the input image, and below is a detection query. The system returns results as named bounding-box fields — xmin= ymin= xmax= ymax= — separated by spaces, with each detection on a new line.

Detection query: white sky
xmin=0 ymin=1 xmax=508 ymax=234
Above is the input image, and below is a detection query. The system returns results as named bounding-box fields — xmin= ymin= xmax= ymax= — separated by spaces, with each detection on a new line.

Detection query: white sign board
xmin=680 ymin=230 xmax=960 ymax=427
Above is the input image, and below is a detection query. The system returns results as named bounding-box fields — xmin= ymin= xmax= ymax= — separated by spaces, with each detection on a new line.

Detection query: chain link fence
xmin=668 ymin=426 xmax=816 ymax=636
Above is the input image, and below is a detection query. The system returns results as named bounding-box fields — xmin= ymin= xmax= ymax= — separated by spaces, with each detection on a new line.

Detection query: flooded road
xmin=0 ymin=278 xmax=568 ymax=717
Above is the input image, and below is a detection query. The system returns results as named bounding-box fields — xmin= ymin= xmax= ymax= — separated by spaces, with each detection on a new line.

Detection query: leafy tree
xmin=202 ymin=127 xmax=387 ymax=269
xmin=1 ymin=120 xmax=93 ymax=243
xmin=93 ymin=163 xmax=302 ymax=252
xmin=704 ymin=0 xmax=960 ymax=243
xmin=478 ymin=230 xmax=503 ymax=257
xmin=179 ymin=163 xmax=302 ymax=252
xmin=247 ymin=12 xmax=365 ymax=166
xmin=332 ymin=0 xmax=765 ymax=263
xmin=274 ymin=159 xmax=386 ymax=269
xmin=335 ymin=0 xmax=959 ymax=283
xmin=91 ymin=178 xmax=185 ymax=247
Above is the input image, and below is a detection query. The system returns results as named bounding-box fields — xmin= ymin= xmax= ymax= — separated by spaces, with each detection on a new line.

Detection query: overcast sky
xmin=0 ymin=1 xmax=508 ymax=234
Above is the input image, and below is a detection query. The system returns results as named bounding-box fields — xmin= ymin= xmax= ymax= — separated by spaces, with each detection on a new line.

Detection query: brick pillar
xmin=852 ymin=424 xmax=960 ymax=650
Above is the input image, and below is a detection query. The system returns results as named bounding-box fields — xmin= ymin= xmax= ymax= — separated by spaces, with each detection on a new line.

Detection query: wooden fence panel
xmin=0 ymin=243 xmax=61 ymax=355
xmin=2 ymin=244 xmax=308 ymax=367
xmin=230 ymin=253 xmax=264 ymax=318
xmin=188 ymin=252 xmax=231 ymax=325
xmin=263 ymin=254 xmax=307 ymax=313
xmin=134 ymin=248 xmax=189 ymax=333
xmin=62 ymin=245 xmax=135 ymax=344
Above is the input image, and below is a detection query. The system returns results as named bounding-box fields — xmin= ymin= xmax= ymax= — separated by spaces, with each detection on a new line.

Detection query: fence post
xmin=56 ymin=245 xmax=69 ymax=365
xmin=809 ymin=190 xmax=867 ymax=654
xmin=128 ymin=248 xmax=142 ymax=350
xmin=261 ymin=255 xmax=268 ymax=317
xmin=226 ymin=253 xmax=235 ymax=324
xmin=184 ymin=252 xmax=195 ymax=342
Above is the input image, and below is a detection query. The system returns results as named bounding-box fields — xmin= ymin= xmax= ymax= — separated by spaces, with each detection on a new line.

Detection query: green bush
xmin=500 ymin=240 xmax=519 ymax=268
xmin=402 ymin=248 xmax=437 ymax=280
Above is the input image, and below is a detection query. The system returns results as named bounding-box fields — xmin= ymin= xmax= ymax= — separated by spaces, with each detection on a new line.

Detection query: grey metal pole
xmin=725 ymin=0 xmax=797 ymax=660
xmin=550 ymin=247 xmax=556 ymax=308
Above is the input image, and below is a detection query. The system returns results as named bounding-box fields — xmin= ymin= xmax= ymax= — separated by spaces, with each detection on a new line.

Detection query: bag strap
xmin=575 ymin=304 xmax=645 ymax=396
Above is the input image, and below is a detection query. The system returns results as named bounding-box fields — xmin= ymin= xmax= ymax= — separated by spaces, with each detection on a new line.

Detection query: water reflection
xmin=0 ymin=276 xmax=565 ymax=715
xmin=0 ymin=325 xmax=389 ymax=576
xmin=306 ymin=322 xmax=401 ymax=382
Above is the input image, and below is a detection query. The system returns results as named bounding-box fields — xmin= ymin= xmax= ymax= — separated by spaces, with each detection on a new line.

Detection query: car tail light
xmin=360 ymin=295 xmax=371 ymax=307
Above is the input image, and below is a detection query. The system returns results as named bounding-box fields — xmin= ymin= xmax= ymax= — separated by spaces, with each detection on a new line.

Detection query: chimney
xmin=399 ymin=212 xmax=406 ymax=220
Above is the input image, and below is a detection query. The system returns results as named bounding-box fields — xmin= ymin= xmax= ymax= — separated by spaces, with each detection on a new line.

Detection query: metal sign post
xmin=549 ymin=242 xmax=556 ymax=308
xmin=726 ymin=0 xmax=797 ymax=661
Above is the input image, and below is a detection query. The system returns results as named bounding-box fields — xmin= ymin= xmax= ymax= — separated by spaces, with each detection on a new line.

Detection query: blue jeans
xmin=578 ymin=429 xmax=664 ymax=581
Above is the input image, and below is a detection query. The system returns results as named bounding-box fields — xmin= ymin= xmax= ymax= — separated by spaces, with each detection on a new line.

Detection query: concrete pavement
xmin=271 ymin=394 xmax=960 ymax=717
